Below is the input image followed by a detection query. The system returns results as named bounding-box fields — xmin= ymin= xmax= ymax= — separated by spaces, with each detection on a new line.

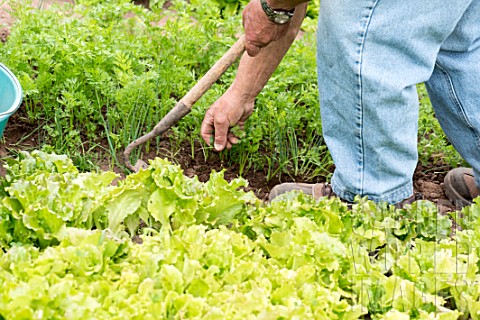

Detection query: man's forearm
xmin=230 ymin=3 xmax=307 ymax=100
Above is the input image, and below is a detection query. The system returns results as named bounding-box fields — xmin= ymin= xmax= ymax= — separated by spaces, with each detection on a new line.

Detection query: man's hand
xmin=200 ymin=89 xmax=254 ymax=151
xmin=242 ymin=0 xmax=291 ymax=56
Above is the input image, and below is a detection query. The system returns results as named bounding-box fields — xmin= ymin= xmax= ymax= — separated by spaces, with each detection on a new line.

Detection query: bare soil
xmin=0 ymin=1 xmax=456 ymax=213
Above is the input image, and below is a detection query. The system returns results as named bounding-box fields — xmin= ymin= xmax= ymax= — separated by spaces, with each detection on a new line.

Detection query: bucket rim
xmin=0 ymin=62 xmax=23 ymax=118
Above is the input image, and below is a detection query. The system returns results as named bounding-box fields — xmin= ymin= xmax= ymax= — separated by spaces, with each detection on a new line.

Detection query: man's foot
xmin=268 ymin=182 xmax=415 ymax=208
xmin=444 ymin=168 xmax=479 ymax=209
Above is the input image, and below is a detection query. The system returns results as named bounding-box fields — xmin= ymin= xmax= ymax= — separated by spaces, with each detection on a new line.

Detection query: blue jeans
xmin=317 ymin=0 xmax=480 ymax=203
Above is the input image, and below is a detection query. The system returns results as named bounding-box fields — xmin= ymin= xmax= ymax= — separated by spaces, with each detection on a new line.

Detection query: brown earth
xmin=0 ymin=1 xmax=456 ymax=213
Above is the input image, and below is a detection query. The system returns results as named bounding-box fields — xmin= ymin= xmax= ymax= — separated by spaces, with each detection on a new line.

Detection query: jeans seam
xmin=435 ymin=62 xmax=480 ymax=152
xmin=356 ymin=0 xmax=381 ymax=195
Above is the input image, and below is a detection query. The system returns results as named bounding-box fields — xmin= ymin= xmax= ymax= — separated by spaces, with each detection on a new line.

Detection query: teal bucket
xmin=0 ymin=63 xmax=22 ymax=138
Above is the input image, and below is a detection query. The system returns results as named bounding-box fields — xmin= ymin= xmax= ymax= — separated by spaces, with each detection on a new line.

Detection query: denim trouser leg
xmin=425 ymin=1 xmax=480 ymax=189
xmin=317 ymin=0 xmax=476 ymax=203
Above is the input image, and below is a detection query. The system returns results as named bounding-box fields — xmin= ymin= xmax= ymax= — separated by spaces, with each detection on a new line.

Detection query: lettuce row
xmin=0 ymin=152 xmax=255 ymax=248
xmin=0 ymin=151 xmax=479 ymax=318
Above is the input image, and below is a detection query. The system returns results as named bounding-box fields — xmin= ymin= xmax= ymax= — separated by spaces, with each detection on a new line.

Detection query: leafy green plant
xmin=0 ymin=151 xmax=117 ymax=248
xmin=417 ymin=84 xmax=466 ymax=169
xmin=0 ymin=151 xmax=478 ymax=319
xmin=211 ymin=0 xmax=250 ymax=18
xmin=1 ymin=0 xmax=243 ymax=168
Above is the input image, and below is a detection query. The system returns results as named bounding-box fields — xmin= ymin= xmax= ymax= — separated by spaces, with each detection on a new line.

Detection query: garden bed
xmin=0 ymin=106 xmax=456 ymax=210
xmin=2 ymin=1 xmax=480 ymax=319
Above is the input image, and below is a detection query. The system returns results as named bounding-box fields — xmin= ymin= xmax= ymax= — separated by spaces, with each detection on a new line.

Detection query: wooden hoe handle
xmin=124 ymin=35 xmax=246 ymax=172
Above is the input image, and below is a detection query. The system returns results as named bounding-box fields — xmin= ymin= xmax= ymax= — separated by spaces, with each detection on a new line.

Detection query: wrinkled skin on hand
xmin=242 ymin=0 xmax=291 ymax=56
xmin=200 ymin=89 xmax=254 ymax=151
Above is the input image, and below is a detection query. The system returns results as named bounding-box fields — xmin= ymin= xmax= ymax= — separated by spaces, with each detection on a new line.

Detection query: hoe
xmin=123 ymin=35 xmax=245 ymax=172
